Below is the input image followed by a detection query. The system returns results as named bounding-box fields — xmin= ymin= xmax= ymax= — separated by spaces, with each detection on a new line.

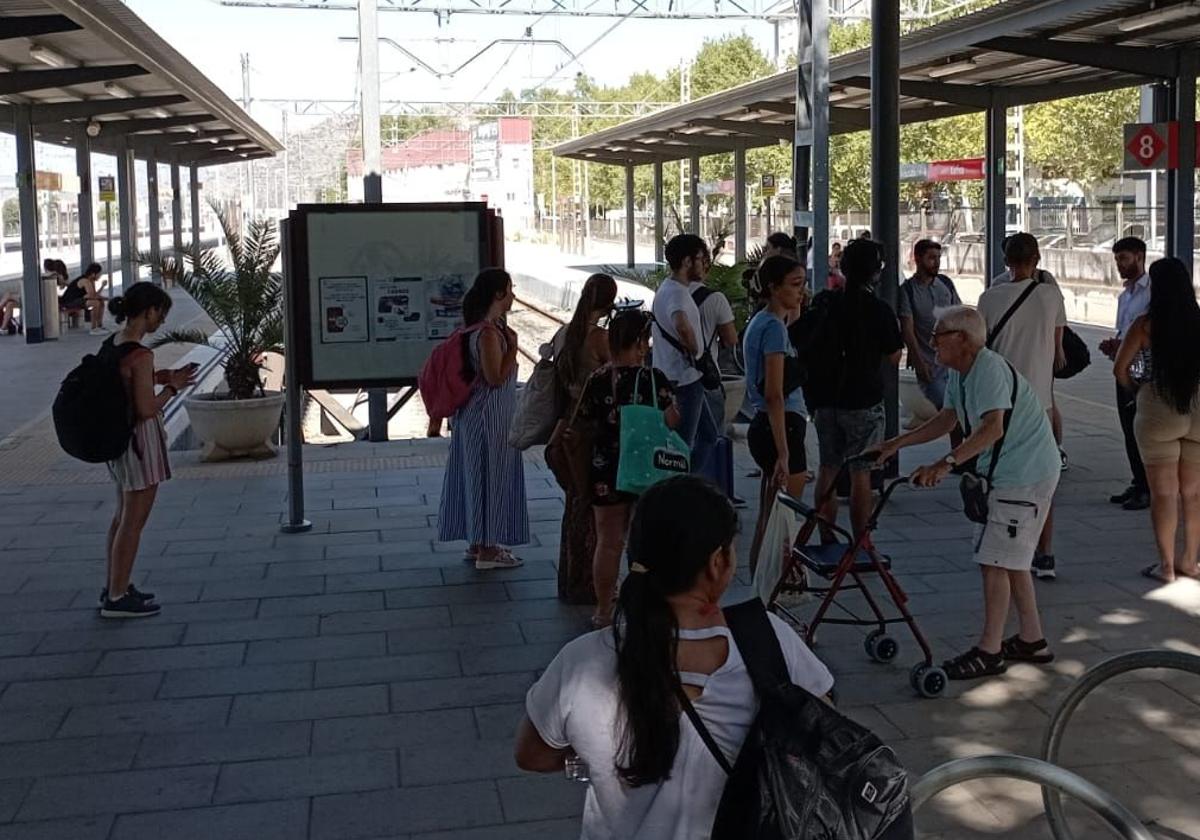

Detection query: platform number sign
xmin=1124 ymin=122 xmax=1200 ymax=170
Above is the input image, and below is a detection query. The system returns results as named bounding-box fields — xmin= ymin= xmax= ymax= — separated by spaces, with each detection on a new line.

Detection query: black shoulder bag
xmin=676 ymin=599 xmax=913 ymax=840
xmin=653 ymin=313 xmax=722 ymax=390
xmin=986 ymin=276 xmax=1043 ymax=348
xmin=958 ymin=360 xmax=1019 ymax=525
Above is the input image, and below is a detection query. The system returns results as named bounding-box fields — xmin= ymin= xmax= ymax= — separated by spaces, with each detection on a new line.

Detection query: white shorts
xmin=973 ymin=475 xmax=1059 ymax=571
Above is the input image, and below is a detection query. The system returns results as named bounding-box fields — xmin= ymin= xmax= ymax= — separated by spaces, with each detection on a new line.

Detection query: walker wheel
xmin=910 ymin=662 xmax=947 ymax=698
xmin=865 ymin=631 xmax=899 ymax=663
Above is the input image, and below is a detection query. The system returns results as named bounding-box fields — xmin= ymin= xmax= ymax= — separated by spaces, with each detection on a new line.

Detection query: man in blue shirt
xmin=876 ymin=306 xmax=1060 ymax=682
xmin=1100 ymin=236 xmax=1152 ymax=511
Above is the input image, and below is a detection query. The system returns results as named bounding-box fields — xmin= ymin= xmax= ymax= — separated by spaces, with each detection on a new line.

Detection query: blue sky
xmin=126 ymin=0 xmax=781 ymax=137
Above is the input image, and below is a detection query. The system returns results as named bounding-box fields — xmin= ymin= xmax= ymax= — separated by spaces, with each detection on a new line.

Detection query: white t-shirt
xmin=977 ymin=276 xmax=1066 ymax=410
xmin=525 ymin=614 xmax=834 ymax=840
xmin=652 ymin=277 xmax=703 ymax=387
xmin=689 ymin=282 xmax=735 ymax=373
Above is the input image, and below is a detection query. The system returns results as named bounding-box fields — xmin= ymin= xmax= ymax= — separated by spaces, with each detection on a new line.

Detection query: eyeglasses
xmin=930 ymin=329 xmax=963 ymax=343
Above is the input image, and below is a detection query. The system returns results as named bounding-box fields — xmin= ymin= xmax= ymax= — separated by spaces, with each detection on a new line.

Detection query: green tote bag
xmin=615 ymin=367 xmax=691 ymax=496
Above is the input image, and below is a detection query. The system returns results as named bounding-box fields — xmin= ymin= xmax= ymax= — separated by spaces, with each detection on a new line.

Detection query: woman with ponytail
xmin=556 ymin=274 xmax=618 ymax=604
xmin=516 ymin=476 xmax=833 ymax=838
xmin=102 ymin=282 xmax=195 ymax=619
xmin=438 ymin=268 xmax=530 ymax=569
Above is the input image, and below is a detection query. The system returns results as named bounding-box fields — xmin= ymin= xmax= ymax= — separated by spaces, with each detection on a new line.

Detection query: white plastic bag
xmin=509 ymin=327 xmax=566 ymax=450
xmin=754 ymin=496 xmax=799 ymax=605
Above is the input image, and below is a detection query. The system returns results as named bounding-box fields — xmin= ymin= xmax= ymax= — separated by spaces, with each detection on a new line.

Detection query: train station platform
xmin=0 ymin=302 xmax=1198 ymax=837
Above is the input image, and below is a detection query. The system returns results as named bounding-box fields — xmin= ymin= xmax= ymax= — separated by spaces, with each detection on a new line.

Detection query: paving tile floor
xmin=0 ymin=323 xmax=1198 ymax=838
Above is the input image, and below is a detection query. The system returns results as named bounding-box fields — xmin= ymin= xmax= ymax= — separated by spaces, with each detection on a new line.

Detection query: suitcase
xmin=702 ymin=435 xmax=735 ymax=500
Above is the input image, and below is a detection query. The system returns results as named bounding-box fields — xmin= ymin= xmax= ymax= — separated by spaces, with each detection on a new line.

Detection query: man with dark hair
xmin=898 ymin=239 xmax=961 ymax=409
xmin=1100 ymin=236 xmax=1151 ymax=510
xmin=801 ymin=238 xmax=903 ymax=539
xmin=977 ymin=232 xmax=1066 ymax=580
xmin=653 ymin=234 xmax=718 ymax=474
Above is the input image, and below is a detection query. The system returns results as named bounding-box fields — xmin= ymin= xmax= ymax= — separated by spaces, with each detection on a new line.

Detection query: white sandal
xmin=475 ymin=549 xmax=524 ymax=570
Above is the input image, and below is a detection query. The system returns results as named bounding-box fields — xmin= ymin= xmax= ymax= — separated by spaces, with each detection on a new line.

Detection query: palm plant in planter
xmin=150 ymin=210 xmax=286 ymax=461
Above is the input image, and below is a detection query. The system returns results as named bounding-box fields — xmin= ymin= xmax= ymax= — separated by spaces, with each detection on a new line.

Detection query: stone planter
xmin=899 ymin=369 xmax=938 ymax=430
xmin=720 ymin=375 xmax=747 ymax=431
xmin=184 ymin=391 xmax=284 ymax=462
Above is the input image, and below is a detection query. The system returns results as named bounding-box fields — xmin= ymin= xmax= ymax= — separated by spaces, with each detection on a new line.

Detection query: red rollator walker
xmin=766 ymin=462 xmax=947 ymax=698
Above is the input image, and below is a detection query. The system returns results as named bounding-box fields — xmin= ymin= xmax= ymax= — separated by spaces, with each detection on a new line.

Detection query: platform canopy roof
xmin=0 ymin=0 xmax=282 ymax=168
xmin=554 ymin=0 xmax=1200 ymax=165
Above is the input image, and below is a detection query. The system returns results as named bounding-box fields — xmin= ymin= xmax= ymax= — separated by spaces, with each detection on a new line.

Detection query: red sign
xmin=1123 ymin=122 xmax=1200 ymax=170
xmin=1127 ymin=125 xmax=1167 ymax=168
xmin=928 ymin=158 xmax=985 ymax=182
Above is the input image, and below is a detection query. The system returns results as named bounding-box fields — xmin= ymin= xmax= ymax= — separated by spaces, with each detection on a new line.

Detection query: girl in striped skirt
xmin=102 ymin=283 xmax=196 ymax=618
xmin=438 ymin=268 xmax=530 ymax=569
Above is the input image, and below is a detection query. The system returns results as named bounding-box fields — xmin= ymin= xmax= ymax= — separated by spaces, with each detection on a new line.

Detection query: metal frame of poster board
xmin=287 ymin=201 xmax=495 ymax=390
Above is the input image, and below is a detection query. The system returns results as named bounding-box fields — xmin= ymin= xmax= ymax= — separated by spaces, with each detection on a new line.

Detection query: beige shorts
xmin=974 ymin=475 xmax=1059 ymax=571
xmin=1136 ymin=387 xmax=1200 ymax=465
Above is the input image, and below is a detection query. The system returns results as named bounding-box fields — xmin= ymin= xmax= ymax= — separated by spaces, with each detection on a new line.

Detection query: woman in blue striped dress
xmin=438 ymin=268 xmax=530 ymax=569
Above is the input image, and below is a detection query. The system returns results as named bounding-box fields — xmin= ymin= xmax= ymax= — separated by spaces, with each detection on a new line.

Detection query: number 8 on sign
xmin=1138 ymin=133 xmax=1158 ymax=162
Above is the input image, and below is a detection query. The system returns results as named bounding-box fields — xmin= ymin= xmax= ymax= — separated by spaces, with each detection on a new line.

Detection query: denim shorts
xmin=813 ymin=403 xmax=886 ymax=472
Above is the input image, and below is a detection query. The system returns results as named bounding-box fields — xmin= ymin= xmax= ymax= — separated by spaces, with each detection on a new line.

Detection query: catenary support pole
xmin=625 ymin=164 xmax=636 ymax=268
xmin=653 ymin=159 xmax=664 ymax=264
xmin=15 ymin=105 xmax=44 ymax=343
xmin=734 ymin=144 xmax=747 ymax=263
xmin=689 ymin=154 xmax=701 ymax=235
xmin=76 ymin=134 xmax=94 ymax=272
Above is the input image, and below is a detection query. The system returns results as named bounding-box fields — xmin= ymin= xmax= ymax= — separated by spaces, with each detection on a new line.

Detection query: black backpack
xmin=53 ymin=336 xmax=143 ymax=463
xmin=788 ymin=289 xmax=848 ymax=402
xmin=680 ymin=600 xmax=914 ymax=840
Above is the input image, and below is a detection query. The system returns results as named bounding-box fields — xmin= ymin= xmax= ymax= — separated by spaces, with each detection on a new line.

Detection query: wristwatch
xmin=941 ymin=454 xmax=958 ymax=469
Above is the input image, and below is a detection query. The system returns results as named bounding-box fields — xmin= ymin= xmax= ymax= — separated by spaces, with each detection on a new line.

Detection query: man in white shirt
xmin=689 ymin=271 xmax=738 ymax=429
xmin=978 ymin=233 xmax=1066 ymax=580
xmin=1100 ymin=236 xmax=1152 ymax=511
xmin=653 ymin=234 xmax=718 ymax=474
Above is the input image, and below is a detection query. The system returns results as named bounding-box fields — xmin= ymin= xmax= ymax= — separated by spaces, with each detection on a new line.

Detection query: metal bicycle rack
xmin=912 ymin=755 xmax=1156 ymax=840
xmin=1041 ymin=649 xmax=1200 ymax=840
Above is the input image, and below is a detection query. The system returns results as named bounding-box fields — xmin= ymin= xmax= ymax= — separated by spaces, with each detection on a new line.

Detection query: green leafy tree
xmin=1024 ymin=88 xmax=1140 ymax=189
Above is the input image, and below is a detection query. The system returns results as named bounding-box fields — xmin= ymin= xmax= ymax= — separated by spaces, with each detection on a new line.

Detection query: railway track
xmin=510 ymin=295 xmax=569 ymax=368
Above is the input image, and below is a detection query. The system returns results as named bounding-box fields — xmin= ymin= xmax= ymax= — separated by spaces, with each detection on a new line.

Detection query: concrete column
xmin=147 ymin=157 xmax=161 ymax=285
xmin=1173 ymin=52 xmax=1196 ymax=273
xmin=624 ymin=164 xmax=636 ymax=268
xmin=734 ymin=144 xmax=747 ymax=263
xmin=76 ymin=135 xmax=94 ymax=272
xmin=15 ymin=105 xmax=44 ymax=343
xmin=653 ymin=159 xmax=665 ymax=264
xmin=189 ymin=164 xmax=202 ymax=258
xmin=689 ymin=154 xmax=701 ymax=235
xmin=171 ymin=163 xmax=183 ymax=260
xmin=116 ymin=142 xmax=136 ymax=293
xmin=871 ymin=0 xmax=901 ymax=447
xmin=985 ymin=96 xmax=1008 ymax=282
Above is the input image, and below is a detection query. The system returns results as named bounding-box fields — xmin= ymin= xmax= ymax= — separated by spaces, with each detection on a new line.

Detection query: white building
xmin=469 ymin=118 xmax=535 ymax=234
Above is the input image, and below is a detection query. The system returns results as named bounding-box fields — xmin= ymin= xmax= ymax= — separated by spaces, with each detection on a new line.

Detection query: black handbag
xmin=1054 ymin=326 xmax=1091 ymax=379
xmin=958 ymin=360 xmax=1018 ymax=525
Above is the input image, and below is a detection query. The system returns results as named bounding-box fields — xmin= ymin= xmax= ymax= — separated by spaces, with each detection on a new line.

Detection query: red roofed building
xmin=347 ymin=129 xmax=472 ymax=202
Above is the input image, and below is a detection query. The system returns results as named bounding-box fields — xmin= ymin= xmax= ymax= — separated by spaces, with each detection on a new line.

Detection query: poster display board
xmin=288 ymin=202 xmax=496 ymax=389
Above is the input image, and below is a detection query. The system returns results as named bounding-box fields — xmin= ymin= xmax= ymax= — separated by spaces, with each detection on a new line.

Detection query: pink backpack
xmin=418 ymin=323 xmax=491 ymax=419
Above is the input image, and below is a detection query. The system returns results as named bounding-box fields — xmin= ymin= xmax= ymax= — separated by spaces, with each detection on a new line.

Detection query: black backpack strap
xmin=986 ymin=277 xmax=1042 ymax=348
xmin=723 ymin=599 xmax=791 ymax=694
xmin=901 ymin=279 xmax=916 ymax=317
xmin=938 ymin=274 xmax=959 ymax=301
xmin=691 ymin=286 xmax=715 ymax=307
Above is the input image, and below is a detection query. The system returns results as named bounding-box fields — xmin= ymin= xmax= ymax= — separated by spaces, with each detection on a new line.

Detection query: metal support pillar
xmin=359 ymin=0 xmax=387 ymax=442
xmin=653 ymin=159 xmax=665 ymax=264
xmin=689 ymin=155 xmax=701 ymax=236
xmin=1172 ymin=51 xmax=1196 ymax=272
xmin=811 ymin=0 xmax=830 ymax=291
xmin=147 ymin=157 xmax=161 ymax=285
xmin=734 ymin=144 xmax=748 ymax=263
xmin=76 ymin=135 xmax=94 ymax=272
xmin=871 ymin=0 xmax=901 ymax=446
xmin=170 ymin=163 xmax=183 ymax=261
xmin=189 ymin=164 xmax=201 ymax=259
xmin=624 ymin=164 xmax=636 ymax=268
xmin=985 ymin=96 xmax=1008 ymax=282
xmin=116 ymin=141 xmax=136 ymax=293
xmin=15 ymin=105 xmax=44 ymax=343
